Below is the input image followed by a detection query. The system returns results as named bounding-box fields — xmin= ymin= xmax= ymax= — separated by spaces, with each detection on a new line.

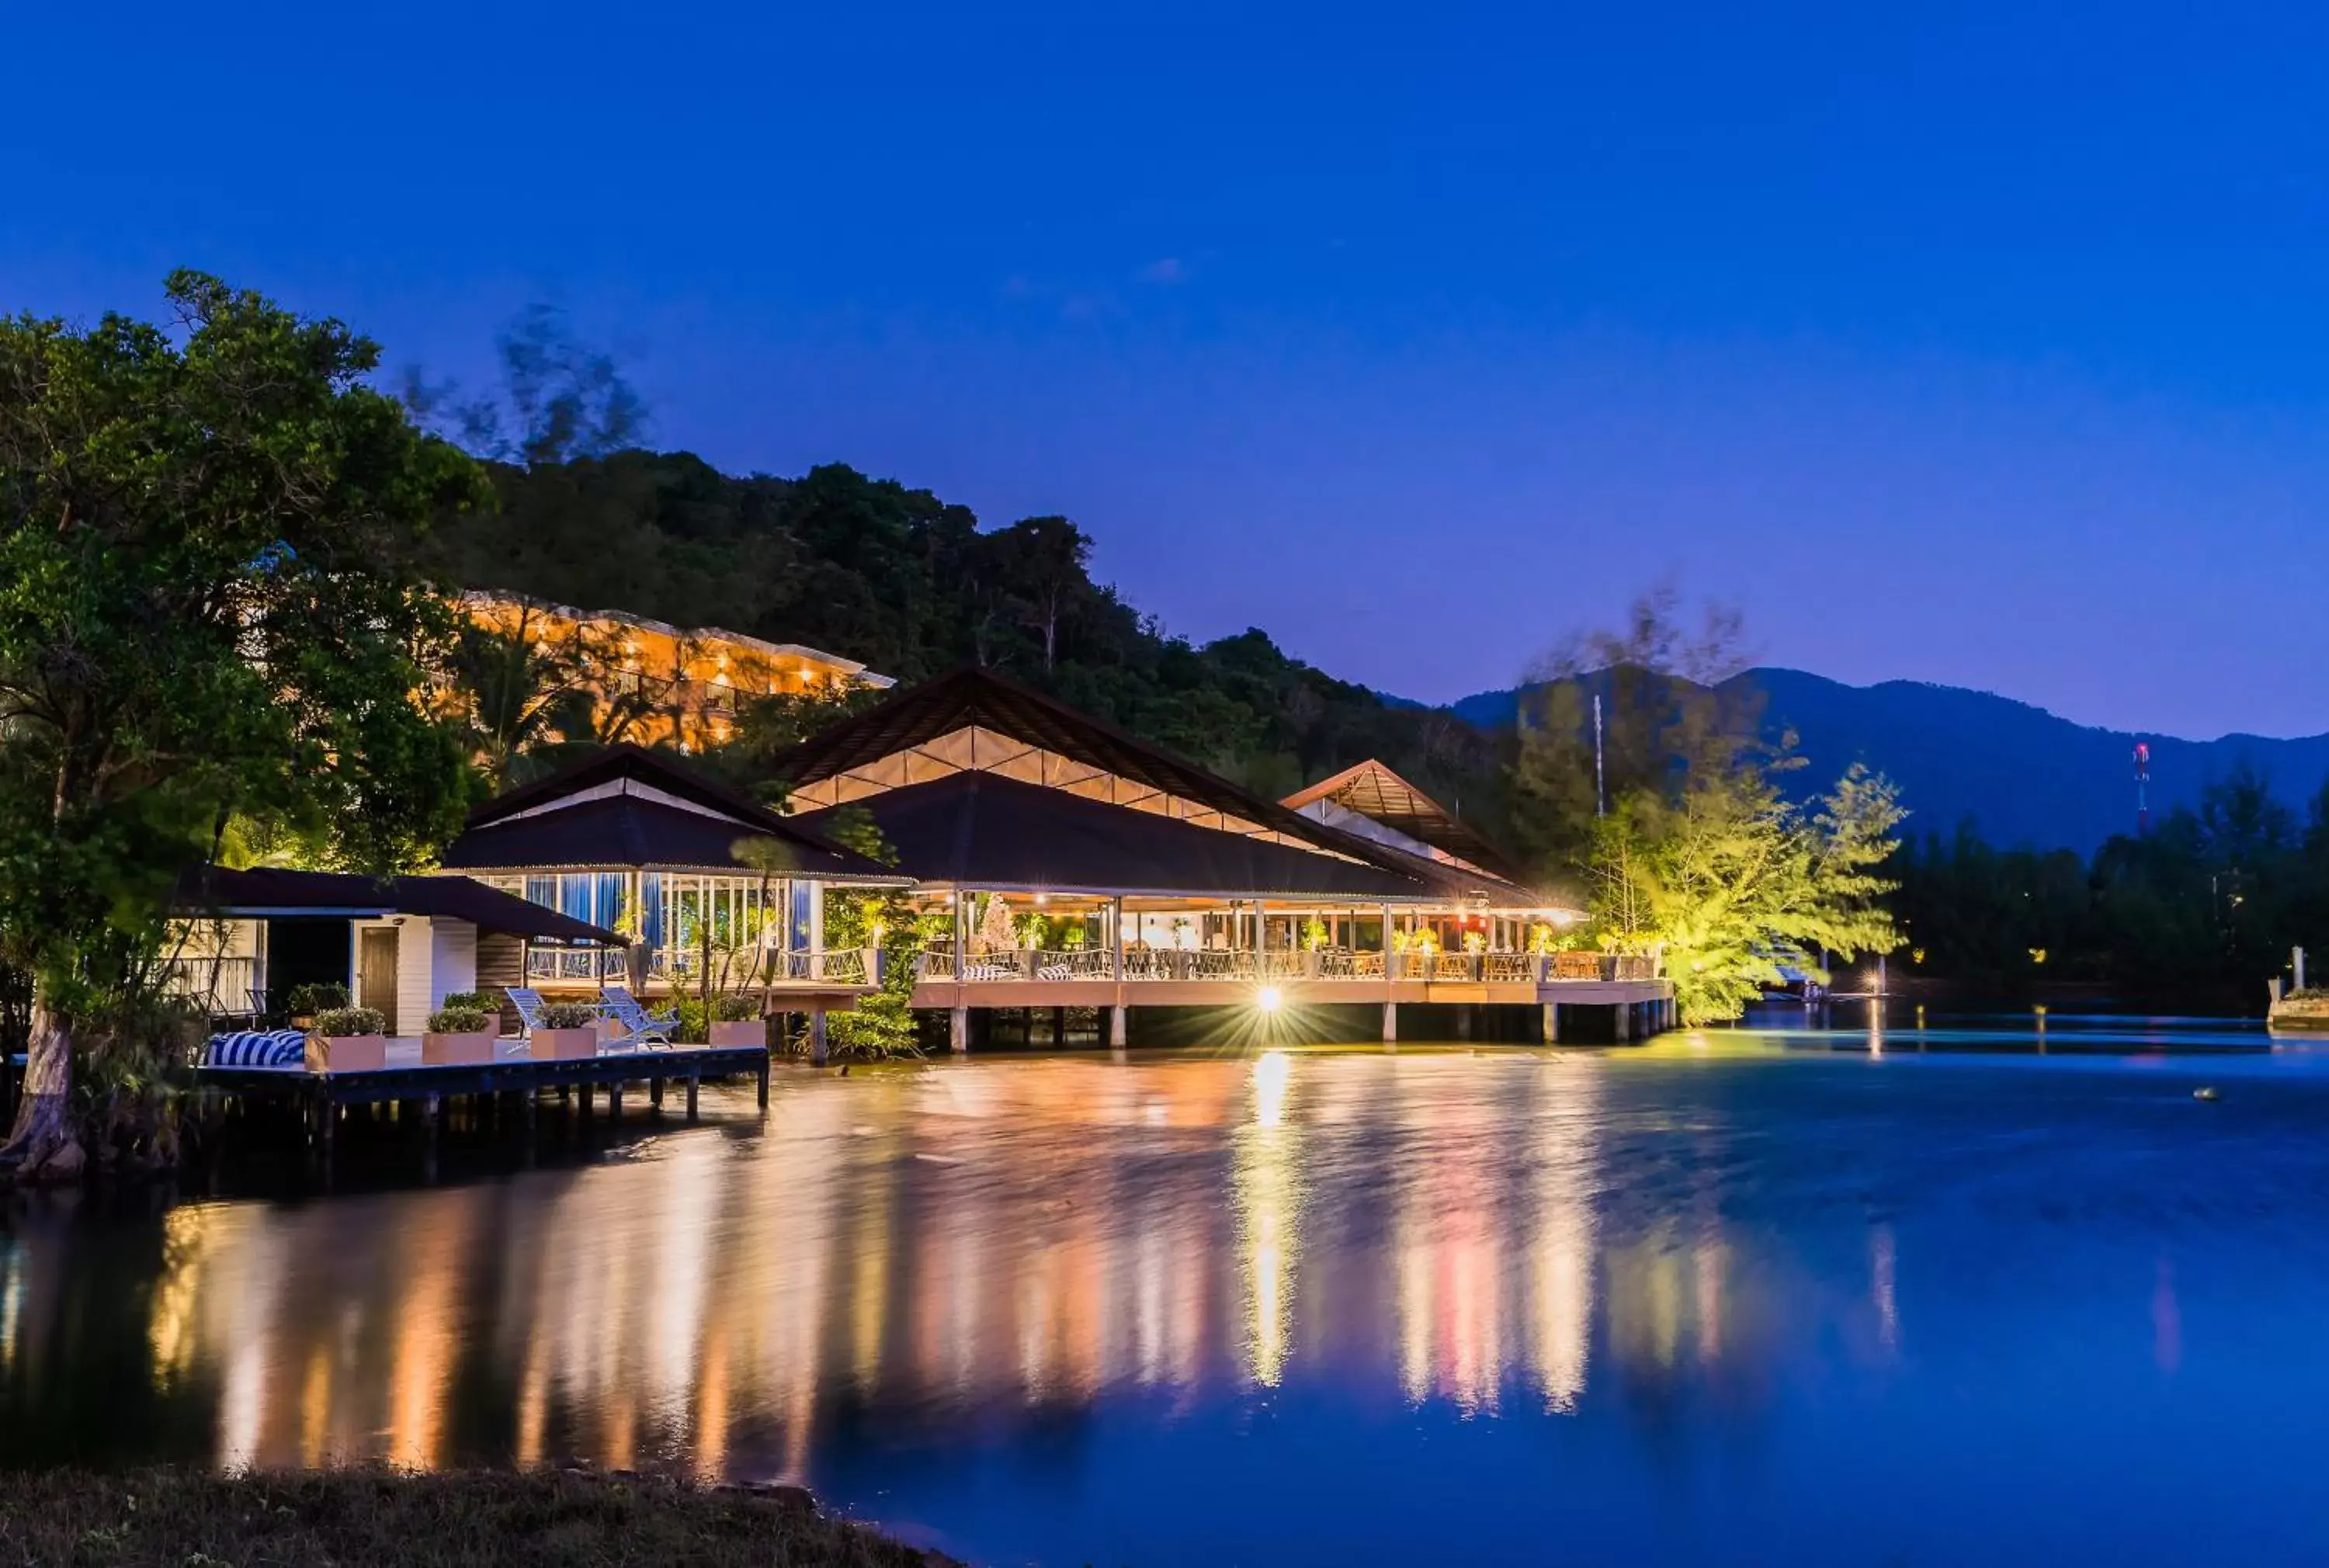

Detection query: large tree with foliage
xmin=0 ymin=273 xmax=484 ymax=1177
xmin=1511 ymin=590 xmax=1904 ymax=1022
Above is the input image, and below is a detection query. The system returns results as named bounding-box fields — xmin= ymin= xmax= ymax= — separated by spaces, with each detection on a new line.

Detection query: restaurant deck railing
xmin=527 ymin=945 xmax=876 ymax=988
xmin=158 ymin=956 xmax=260 ymax=1018
xmin=915 ymin=946 xmax=1661 ymax=985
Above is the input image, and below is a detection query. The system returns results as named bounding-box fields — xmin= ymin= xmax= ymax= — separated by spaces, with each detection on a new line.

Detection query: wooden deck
xmin=911 ymin=974 xmax=1674 ymax=1011
xmin=193 ymin=1037 xmax=772 ymax=1156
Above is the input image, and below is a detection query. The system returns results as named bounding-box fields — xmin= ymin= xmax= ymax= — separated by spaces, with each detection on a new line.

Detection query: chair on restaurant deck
xmin=596 ymin=985 xmax=679 ymax=1049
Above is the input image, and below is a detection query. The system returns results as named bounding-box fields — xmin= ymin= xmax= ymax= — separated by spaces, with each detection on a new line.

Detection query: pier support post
xmin=686 ymin=1074 xmax=701 ymax=1122
xmin=1616 ymin=1002 xmax=1634 ymax=1042
xmin=1381 ymin=1001 xmax=1397 ymax=1043
xmin=1542 ymin=1003 xmax=1560 ymax=1044
xmin=1108 ymin=1005 xmax=1127 ymax=1049
xmin=608 ymin=1082 xmax=623 ymax=1123
xmin=1455 ymin=1005 xmax=1471 ymax=1041
xmin=756 ymin=1053 xmax=771 ymax=1108
xmin=950 ymin=1005 xmax=969 ymax=1055
xmin=650 ymin=1077 xmax=664 ymax=1112
xmin=809 ymin=1009 xmax=829 ymax=1066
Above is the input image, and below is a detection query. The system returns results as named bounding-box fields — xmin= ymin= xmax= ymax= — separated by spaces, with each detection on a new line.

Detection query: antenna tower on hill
xmin=2134 ymin=741 xmax=2150 ymax=838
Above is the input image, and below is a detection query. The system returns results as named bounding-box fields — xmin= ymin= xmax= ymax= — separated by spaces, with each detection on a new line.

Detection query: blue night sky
xmin=9 ymin=2 xmax=2328 ymax=738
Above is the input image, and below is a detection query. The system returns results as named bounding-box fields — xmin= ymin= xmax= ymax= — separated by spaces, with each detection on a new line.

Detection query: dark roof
xmin=440 ymin=793 xmax=884 ymax=879
xmin=789 ymin=772 xmax=1474 ymax=901
xmin=173 ymin=866 xmax=623 ymax=945
xmin=773 ymin=666 xmax=1559 ymax=906
xmin=467 ymin=744 xmax=779 ymax=831
xmin=1281 ymin=759 xmax=1532 ymax=885
xmin=443 ymin=744 xmax=895 ymax=881
xmin=772 ymin=666 xmax=1342 ymax=846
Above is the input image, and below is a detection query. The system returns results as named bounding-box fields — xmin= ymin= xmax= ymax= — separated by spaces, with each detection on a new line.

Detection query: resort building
xmin=774 ymin=667 xmax=1673 ymax=1046
xmin=167 ymin=866 xmax=624 ymax=1034
xmin=457 ymin=593 xmax=893 ymax=752
xmin=436 ymin=744 xmax=910 ymax=1024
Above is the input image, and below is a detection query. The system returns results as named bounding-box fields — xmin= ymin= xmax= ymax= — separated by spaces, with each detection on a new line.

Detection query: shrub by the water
xmin=535 ymin=1001 xmax=601 ymax=1030
xmin=439 ymin=990 xmax=495 ymax=1011
xmin=312 ymin=1006 xmax=387 ymax=1037
xmin=0 ymin=1465 xmax=956 ymax=1566
xmin=426 ymin=1006 xmax=491 ymax=1033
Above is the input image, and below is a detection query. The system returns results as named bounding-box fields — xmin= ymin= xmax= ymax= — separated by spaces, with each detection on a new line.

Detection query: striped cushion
xmin=204 ymin=1029 xmax=307 ymax=1067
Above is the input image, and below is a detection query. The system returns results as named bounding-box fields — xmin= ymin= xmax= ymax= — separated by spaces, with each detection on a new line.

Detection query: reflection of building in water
xmin=1387 ymin=1066 xmax=1609 ymax=1417
xmin=50 ymin=1060 xmax=1841 ymax=1482
xmin=1525 ymin=1069 xmax=1602 ymax=1414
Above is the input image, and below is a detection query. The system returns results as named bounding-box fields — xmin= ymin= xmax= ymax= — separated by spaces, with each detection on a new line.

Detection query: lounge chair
xmin=505 ymin=987 xmax=583 ymax=1039
xmin=597 ymin=985 xmax=679 ymax=1048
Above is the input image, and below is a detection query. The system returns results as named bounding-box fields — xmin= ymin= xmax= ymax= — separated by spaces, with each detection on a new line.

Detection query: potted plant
xmin=422 ymin=1004 xmax=498 ymax=1067
xmin=284 ymin=981 xmax=349 ymax=1032
xmin=529 ymin=1000 xmax=602 ymax=1061
xmin=306 ymin=1005 xmax=387 ymax=1074
xmin=707 ymin=993 xmax=765 ymax=1048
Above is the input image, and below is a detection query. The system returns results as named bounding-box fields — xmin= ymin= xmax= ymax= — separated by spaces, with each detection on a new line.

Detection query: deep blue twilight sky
xmin=8 ymin=2 xmax=2329 ymax=737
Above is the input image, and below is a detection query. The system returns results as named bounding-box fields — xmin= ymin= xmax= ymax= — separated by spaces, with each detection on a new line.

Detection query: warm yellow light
xmin=1252 ymin=1048 xmax=1291 ymax=1126
xmin=1256 ymin=984 xmax=1283 ymax=1015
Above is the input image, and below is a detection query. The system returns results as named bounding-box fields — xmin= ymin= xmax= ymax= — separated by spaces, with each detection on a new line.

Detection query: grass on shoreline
xmin=0 ymin=1466 xmax=959 ymax=1567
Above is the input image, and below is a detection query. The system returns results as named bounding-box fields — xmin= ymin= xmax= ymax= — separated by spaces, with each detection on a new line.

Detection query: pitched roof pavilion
xmin=775 ymin=666 xmax=1564 ymax=910
xmin=439 ymin=744 xmax=902 ymax=883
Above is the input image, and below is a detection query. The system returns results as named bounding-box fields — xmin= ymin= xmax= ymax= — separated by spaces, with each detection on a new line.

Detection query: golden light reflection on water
xmin=0 ymin=1053 xmax=1886 ymax=1479
xmin=1235 ymin=1051 xmax=1300 ymax=1386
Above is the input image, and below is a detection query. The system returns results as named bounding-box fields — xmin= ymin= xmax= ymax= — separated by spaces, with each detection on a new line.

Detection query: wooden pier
xmin=193 ymin=1040 xmax=772 ymax=1157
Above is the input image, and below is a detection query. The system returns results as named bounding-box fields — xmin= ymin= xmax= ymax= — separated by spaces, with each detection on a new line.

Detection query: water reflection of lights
xmin=1527 ymin=1070 xmax=1602 ymax=1414
xmin=1253 ymin=1049 xmax=1292 ymax=1128
xmin=19 ymin=1057 xmax=1821 ymax=1483
xmin=1873 ymin=1225 xmax=1900 ymax=1355
xmin=1236 ymin=1051 xmax=1301 ymax=1386
xmin=0 ymin=1241 xmax=19 ymax=1373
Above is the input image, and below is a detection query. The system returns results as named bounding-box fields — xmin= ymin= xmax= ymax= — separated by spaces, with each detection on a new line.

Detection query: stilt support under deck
xmin=1381 ymin=1001 xmax=1397 ymax=1043
xmin=950 ymin=1006 xmax=970 ymax=1055
xmin=1108 ymin=1005 xmax=1127 ymax=1049
xmin=809 ymin=1009 xmax=829 ymax=1066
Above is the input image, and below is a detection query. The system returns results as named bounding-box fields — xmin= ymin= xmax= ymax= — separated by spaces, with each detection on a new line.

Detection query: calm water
xmin=8 ymin=1016 xmax=2329 ymax=1565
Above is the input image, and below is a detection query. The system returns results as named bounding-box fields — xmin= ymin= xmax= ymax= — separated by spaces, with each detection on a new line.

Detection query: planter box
xmin=709 ymin=1018 xmax=765 ymax=1049
xmin=422 ymin=1027 xmax=499 ymax=1067
xmin=529 ymin=1026 xmax=600 ymax=1061
xmin=305 ymin=1033 xmax=387 ymax=1074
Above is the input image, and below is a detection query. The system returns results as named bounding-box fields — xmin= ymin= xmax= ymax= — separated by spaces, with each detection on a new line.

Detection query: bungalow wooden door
xmin=358 ymin=928 xmax=399 ymax=1034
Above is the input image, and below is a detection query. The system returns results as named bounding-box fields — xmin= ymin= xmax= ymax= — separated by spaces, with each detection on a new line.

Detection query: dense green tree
xmin=1511 ymin=591 xmax=1904 ymax=1022
xmin=0 ymin=273 xmax=483 ymax=1177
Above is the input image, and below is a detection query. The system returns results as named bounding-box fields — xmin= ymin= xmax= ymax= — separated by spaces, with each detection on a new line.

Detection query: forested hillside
xmin=429 ymin=449 xmax=1514 ymax=831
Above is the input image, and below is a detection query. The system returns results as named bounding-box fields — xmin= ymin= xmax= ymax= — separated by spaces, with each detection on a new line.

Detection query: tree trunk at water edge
xmin=1 ymin=995 xmax=76 ymax=1181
